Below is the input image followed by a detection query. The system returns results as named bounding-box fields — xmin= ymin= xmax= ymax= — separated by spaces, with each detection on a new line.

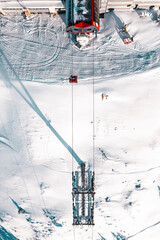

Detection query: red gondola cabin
xmin=69 ymin=75 xmax=78 ymax=83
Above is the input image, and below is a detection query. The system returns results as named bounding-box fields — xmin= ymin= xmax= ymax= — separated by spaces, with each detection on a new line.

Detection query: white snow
xmin=0 ymin=9 xmax=160 ymax=240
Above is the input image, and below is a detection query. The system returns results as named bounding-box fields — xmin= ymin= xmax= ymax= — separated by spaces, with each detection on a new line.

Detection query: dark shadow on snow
xmin=98 ymin=233 xmax=107 ymax=240
xmin=112 ymin=232 xmax=127 ymax=240
xmin=134 ymin=8 xmax=158 ymax=22
xmin=58 ymin=0 xmax=66 ymax=24
xmin=111 ymin=11 xmax=131 ymax=41
xmin=10 ymin=197 xmax=26 ymax=214
xmin=43 ymin=209 xmax=62 ymax=227
xmin=111 ymin=11 xmax=125 ymax=29
xmin=149 ymin=8 xmax=158 ymax=22
xmin=0 ymin=49 xmax=84 ymax=167
xmin=0 ymin=225 xmax=19 ymax=240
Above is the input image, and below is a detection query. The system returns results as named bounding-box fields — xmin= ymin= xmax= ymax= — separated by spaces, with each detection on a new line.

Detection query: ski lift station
xmin=66 ymin=0 xmax=100 ymax=33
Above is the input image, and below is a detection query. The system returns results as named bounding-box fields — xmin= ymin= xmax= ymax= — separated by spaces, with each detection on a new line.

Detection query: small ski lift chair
xmin=124 ymin=36 xmax=133 ymax=44
xmin=69 ymin=75 xmax=78 ymax=83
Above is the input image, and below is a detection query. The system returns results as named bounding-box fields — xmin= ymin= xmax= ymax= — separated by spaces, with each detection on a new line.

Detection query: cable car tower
xmin=72 ymin=163 xmax=95 ymax=225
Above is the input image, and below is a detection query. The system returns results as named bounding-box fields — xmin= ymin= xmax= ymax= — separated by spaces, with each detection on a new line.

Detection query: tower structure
xmin=72 ymin=163 xmax=95 ymax=225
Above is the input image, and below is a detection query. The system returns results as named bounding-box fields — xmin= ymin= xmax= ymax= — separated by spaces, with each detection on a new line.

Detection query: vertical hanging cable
xmin=71 ymin=35 xmax=75 ymax=239
xmin=92 ymin=32 xmax=95 ymax=240
xmin=71 ymin=34 xmax=76 ymax=240
xmin=92 ymin=225 xmax=94 ymax=240
xmin=73 ymin=224 xmax=76 ymax=240
xmin=93 ymin=33 xmax=95 ymax=173
xmin=71 ymin=38 xmax=74 ymax=173
xmin=72 ymin=83 xmax=74 ymax=172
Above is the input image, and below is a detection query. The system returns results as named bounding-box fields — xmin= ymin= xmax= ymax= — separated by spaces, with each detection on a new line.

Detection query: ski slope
xmin=0 ymin=10 xmax=160 ymax=240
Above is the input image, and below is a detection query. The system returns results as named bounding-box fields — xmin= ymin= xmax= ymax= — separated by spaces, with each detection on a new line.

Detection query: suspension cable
xmin=71 ymin=33 xmax=75 ymax=240
xmin=71 ymin=31 xmax=96 ymax=239
xmin=92 ymin=33 xmax=95 ymax=173
xmin=2 ymin=48 xmax=51 ymax=223
xmin=92 ymin=225 xmax=94 ymax=240
xmin=92 ymin=31 xmax=96 ymax=240
xmin=1 ymin=117 xmax=37 ymax=221
xmin=72 ymin=82 xmax=74 ymax=172
xmin=71 ymin=34 xmax=74 ymax=173
xmin=12 ymin=151 xmax=37 ymax=219
xmin=73 ymin=225 xmax=76 ymax=240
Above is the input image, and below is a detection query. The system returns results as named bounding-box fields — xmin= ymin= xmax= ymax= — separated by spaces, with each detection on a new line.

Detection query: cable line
xmin=0 ymin=118 xmax=37 ymax=221
xmin=71 ymin=40 xmax=74 ymax=173
xmin=92 ymin=33 xmax=95 ymax=173
xmin=71 ymin=33 xmax=96 ymax=239
xmin=92 ymin=34 xmax=95 ymax=240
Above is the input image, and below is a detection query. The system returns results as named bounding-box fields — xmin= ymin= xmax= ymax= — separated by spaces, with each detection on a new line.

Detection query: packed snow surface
xmin=0 ymin=10 xmax=160 ymax=240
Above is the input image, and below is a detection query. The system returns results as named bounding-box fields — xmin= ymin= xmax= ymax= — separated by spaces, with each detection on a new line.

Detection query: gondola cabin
xmin=69 ymin=75 xmax=78 ymax=83
xmin=66 ymin=0 xmax=100 ymax=33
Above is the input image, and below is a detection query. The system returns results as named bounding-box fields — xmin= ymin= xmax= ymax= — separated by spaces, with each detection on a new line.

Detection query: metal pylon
xmin=72 ymin=163 xmax=95 ymax=225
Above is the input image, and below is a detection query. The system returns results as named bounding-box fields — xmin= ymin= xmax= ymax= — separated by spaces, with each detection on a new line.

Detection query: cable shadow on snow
xmin=0 ymin=49 xmax=83 ymax=167
xmin=110 ymin=165 xmax=160 ymax=175
xmin=111 ymin=11 xmax=125 ymax=29
xmin=0 ymin=225 xmax=19 ymax=240
xmin=128 ymin=220 xmax=160 ymax=239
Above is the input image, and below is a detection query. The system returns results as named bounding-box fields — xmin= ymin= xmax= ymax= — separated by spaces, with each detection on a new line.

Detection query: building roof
xmin=0 ymin=0 xmax=160 ymax=13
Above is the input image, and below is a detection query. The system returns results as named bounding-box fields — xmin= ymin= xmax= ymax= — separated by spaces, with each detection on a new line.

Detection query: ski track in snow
xmin=128 ymin=220 xmax=160 ymax=239
xmin=0 ymin=13 xmax=160 ymax=83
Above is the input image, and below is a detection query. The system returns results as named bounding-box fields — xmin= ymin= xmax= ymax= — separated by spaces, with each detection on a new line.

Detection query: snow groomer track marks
xmin=1 ymin=12 xmax=160 ymax=83
xmin=1 ymin=27 xmax=61 ymax=67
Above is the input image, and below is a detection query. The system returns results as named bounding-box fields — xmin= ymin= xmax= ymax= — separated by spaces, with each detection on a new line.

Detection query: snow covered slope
xmin=0 ymin=10 xmax=160 ymax=240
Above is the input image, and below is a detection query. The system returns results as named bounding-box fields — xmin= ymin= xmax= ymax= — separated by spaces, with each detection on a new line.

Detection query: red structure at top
xmin=66 ymin=0 xmax=100 ymax=33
